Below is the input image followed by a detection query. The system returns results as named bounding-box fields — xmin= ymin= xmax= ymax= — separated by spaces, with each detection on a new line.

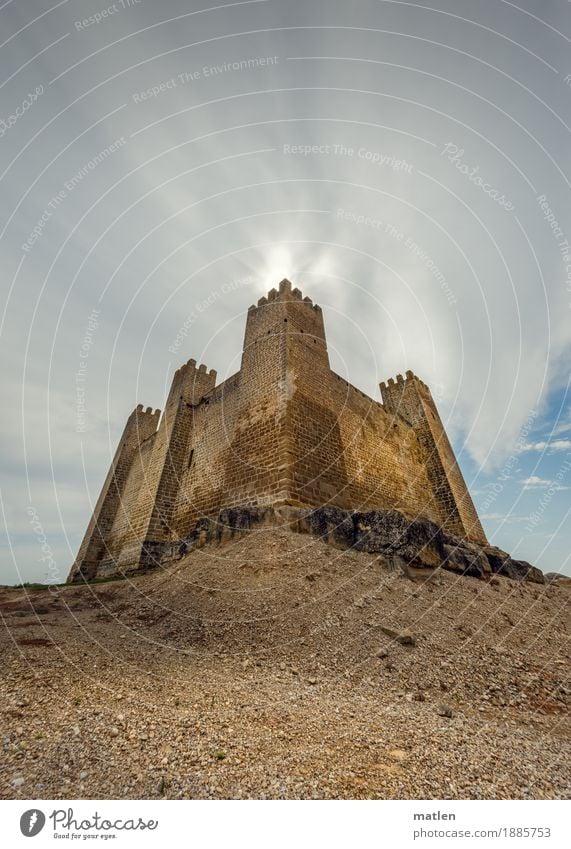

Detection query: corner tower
xmin=224 ymin=279 xmax=332 ymax=511
xmin=380 ymin=371 xmax=487 ymax=544
xmin=115 ymin=359 xmax=217 ymax=572
xmin=68 ymin=404 xmax=161 ymax=581
xmin=242 ymin=278 xmax=329 ymax=367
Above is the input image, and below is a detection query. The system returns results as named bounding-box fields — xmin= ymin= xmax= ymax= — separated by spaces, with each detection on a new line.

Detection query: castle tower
xmin=380 ymin=371 xmax=487 ymax=543
xmin=239 ymin=279 xmax=348 ymax=508
xmin=241 ymin=278 xmax=329 ymax=368
xmin=115 ymin=360 xmax=217 ymax=572
xmin=68 ymin=404 xmax=160 ymax=581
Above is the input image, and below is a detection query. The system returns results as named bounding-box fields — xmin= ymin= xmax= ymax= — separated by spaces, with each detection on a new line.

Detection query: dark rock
xmin=510 ymin=559 xmax=545 ymax=584
xmin=485 ymin=548 xmax=544 ymax=584
xmin=483 ymin=546 xmax=511 ymax=574
xmin=442 ymin=539 xmax=491 ymax=578
xmin=305 ymin=506 xmax=356 ymax=549
xmin=544 ymin=573 xmax=571 ymax=588
xmin=351 ymin=510 xmax=446 ymax=569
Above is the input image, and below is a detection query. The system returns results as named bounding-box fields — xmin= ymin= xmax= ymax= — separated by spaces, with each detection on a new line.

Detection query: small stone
xmin=375 ymin=648 xmax=389 ymax=658
xmin=110 ymin=726 xmax=119 ymax=737
xmin=307 ymin=677 xmax=318 ymax=685
xmin=437 ymin=703 xmax=453 ymax=718
xmin=379 ymin=626 xmax=416 ymax=646
xmin=79 ymin=771 xmax=88 ymax=780
xmin=12 ymin=777 xmax=25 ymax=787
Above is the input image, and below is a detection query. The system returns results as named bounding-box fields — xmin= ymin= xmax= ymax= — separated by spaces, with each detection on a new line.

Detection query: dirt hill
xmin=1 ymin=525 xmax=569 ymax=799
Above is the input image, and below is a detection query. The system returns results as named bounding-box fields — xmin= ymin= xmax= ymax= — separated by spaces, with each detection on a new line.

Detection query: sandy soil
xmin=1 ymin=526 xmax=569 ymax=799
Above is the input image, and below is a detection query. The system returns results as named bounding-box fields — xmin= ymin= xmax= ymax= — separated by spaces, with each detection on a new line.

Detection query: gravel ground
xmin=1 ymin=526 xmax=569 ymax=799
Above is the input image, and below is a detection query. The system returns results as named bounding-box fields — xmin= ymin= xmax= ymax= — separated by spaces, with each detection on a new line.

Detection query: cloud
xmin=520 ymin=440 xmax=571 ymax=453
xmin=551 ymin=409 xmax=571 ymax=438
xmin=522 ymin=476 xmax=569 ymax=491
xmin=481 ymin=513 xmax=527 ymax=523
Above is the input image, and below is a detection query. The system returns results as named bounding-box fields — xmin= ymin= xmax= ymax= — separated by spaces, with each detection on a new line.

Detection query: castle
xmin=68 ymin=279 xmax=486 ymax=582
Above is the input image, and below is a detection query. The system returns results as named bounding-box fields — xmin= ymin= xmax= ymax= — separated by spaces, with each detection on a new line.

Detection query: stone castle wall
xmin=68 ymin=278 xmax=486 ymax=581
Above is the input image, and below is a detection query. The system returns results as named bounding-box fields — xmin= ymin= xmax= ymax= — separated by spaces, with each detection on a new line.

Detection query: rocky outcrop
xmin=162 ymin=504 xmax=545 ymax=585
xmin=302 ymin=506 xmax=446 ymax=569
xmin=299 ymin=507 xmax=544 ymax=583
xmin=483 ymin=547 xmax=544 ymax=584
xmin=545 ymin=572 xmax=571 ymax=588
xmin=442 ymin=538 xmax=492 ymax=578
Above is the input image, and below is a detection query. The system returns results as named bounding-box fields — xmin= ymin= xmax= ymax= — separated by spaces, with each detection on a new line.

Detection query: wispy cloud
xmin=551 ymin=410 xmax=571 ymax=438
xmin=481 ymin=512 xmax=527 ymax=523
xmin=522 ymin=475 xmax=569 ymax=491
xmin=520 ymin=439 xmax=571 ymax=453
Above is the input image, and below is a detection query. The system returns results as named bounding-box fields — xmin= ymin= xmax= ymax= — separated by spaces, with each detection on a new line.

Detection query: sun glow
xmin=259 ymin=245 xmax=294 ymax=289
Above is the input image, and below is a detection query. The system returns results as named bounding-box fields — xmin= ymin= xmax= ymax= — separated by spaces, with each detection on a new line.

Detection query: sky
xmin=0 ymin=0 xmax=570 ymax=584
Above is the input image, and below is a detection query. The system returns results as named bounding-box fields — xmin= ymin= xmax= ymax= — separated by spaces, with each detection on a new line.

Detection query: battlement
xmin=133 ymin=403 xmax=161 ymax=419
xmin=249 ymin=279 xmax=322 ymax=314
xmin=127 ymin=404 xmax=161 ymax=442
xmin=380 ymin=370 xmax=428 ymax=393
xmin=167 ymin=358 xmax=217 ymax=408
xmin=173 ymin=358 xmax=217 ymax=381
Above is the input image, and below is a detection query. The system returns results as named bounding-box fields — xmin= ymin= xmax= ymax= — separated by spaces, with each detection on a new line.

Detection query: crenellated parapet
xmin=131 ymin=404 xmax=161 ymax=438
xmin=166 ymin=358 xmax=217 ymax=409
xmin=249 ymin=278 xmax=323 ymax=314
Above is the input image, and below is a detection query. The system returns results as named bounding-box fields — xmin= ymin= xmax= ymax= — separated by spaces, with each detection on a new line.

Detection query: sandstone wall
xmin=287 ymin=335 xmax=442 ymax=521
